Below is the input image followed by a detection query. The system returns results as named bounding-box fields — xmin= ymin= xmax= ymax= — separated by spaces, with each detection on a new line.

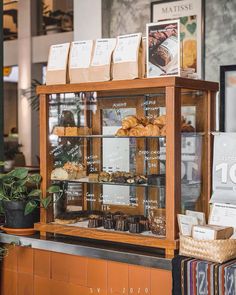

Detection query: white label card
xmin=209 ymin=203 xmax=236 ymax=230
xmin=186 ymin=210 xmax=206 ymax=225
xmin=113 ymin=33 xmax=142 ymax=63
xmin=47 ymin=43 xmax=70 ymax=71
xmin=91 ymin=39 xmax=116 ymax=67
xmin=70 ymin=40 xmax=93 ymax=69
xmin=178 ymin=214 xmax=198 ymax=236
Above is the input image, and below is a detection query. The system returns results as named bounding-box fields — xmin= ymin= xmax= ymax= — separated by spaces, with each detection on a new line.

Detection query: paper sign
xmin=113 ymin=33 xmax=142 ymax=63
xmin=211 ymin=133 xmax=236 ymax=204
xmin=47 ymin=43 xmax=70 ymax=71
xmin=209 ymin=203 xmax=236 ymax=230
xmin=70 ymin=40 xmax=93 ymax=69
xmin=91 ymin=39 xmax=116 ymax=66
xmin=186 ymin=210 xmax=206 ymax=225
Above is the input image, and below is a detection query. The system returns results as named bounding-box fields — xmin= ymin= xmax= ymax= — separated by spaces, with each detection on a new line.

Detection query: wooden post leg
xmin=165 ymin=248 xmax=175 ymax=259
xmin=165 ymin=86 xmax=182 ymax=243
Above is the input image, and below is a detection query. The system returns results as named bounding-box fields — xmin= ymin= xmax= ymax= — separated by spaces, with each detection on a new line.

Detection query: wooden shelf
xmin=37 ymin=77 xmax=219 ymax=95
xmin=34 ymin=222 xmax=178 ymax=253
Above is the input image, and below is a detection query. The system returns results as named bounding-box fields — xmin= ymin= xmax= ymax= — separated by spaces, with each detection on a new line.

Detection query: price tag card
xmin=211 ymin=133 xmax=236 ymax=204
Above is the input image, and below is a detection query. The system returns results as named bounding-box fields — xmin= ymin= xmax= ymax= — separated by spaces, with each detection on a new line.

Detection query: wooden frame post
xmin=165 ymin=86 xmax=181 ymax=256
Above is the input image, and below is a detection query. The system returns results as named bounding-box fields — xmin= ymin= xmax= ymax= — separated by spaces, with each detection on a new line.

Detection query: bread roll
xmin=122 ymin=115 xmax=138 ymax=129
xmin=116 ymin=128 xmax=129 ymax=136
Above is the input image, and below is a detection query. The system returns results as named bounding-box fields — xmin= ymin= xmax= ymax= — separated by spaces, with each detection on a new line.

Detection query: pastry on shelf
xmin=77 ymin=127 xmax=92 ymax=135
xmin=88 ymin=215 xmax=103 ymax=228
xmin=122 ymin=115 xmax=138 ymax=130
xmin=181 ymin=123 xmax=195 ymax=132
xmin=88 ymin=173 xmax=99 ymax=182
xmin=144 ymin=124 xmax=160 ymax=136
xmin=54 ymin=211 xmax=83 ymax=225
xmin=139 ymin=116 xmax=149 ymax=126
xmin=134 ymin=175 xmax=147 ymax=184
xmin=153 ymin=115 xmax=166 ymax=127
xmin=129 ymin=222 xmax=143 ymax=233
xmin=139 ymin=219 xmax=150 ymax=231
xmin=51 ymin=167 xmax=70 ymax=180
xmin=149 ymin=214 xmax=166 ymax=236
xmin=103 ymin=213 xmax=115 ymax=229
xmin=115 ymin=128 xmax=129 ymax=137
xmin=65 ymin=127 xmax=78 ymax=136
xmin=129 ymin=124 xmax=146 ymax=136
xmin=115 ymin=217 xmax=129 ymax=231
xmin=52 ymin=126 xmax=65 ymax=136
xmin=98 ymin=171 xmax=110 ymax=182
xmin=63 ymin=162 xmax=86 ymax=179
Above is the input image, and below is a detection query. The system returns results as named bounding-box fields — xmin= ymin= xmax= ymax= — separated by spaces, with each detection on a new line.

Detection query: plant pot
xmin=2 ymin=200 xmax=36 ymax=229
xmin=4 ymin=160 xmax=15 ymax=171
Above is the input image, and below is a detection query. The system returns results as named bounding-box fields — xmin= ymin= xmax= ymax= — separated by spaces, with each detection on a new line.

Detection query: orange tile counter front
xmin=1 ymin=245 xmax=172 ymax=295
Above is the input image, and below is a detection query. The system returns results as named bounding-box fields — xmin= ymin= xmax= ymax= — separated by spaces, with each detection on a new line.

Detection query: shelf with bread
xmin=36 ymin=77 xmax=218 ymax=258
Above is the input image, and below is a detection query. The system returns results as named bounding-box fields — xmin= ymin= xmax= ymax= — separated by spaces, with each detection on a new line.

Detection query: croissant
xmin=181 ymin=123 xmax=195 ymax=132
xmin=116 ymin=128 xmax=129 ymax=136
xmin=129 ymin=124 xmax=146 ymax=136
xmin=153 ymin=115 xmax=166 ymax=127
xmin=138 ymin=116 xmax=150 ymax=126
xmin=122 ymin=116 xmax=138 ymax=129
xmin=160 ymin=125 xmax=166 ymax=136
xmin=145 ymin=124 xmax=161 ymax=136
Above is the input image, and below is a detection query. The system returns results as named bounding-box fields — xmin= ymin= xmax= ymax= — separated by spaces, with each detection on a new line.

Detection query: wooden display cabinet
xmin=35 ymin=77 xmax=218 ymax=258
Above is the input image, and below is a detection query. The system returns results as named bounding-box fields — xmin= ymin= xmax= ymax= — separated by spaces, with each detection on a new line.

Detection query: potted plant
xmin=0 ymin=167 xmax=60 ymax=230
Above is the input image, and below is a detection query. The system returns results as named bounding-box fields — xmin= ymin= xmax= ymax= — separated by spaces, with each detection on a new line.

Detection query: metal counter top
xmin=0 ymin=232 xmax=172 ymax=270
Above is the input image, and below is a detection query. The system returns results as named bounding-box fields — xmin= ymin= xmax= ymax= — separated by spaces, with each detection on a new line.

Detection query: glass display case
xmin=36 ymin=77 xmax=218 ymax=257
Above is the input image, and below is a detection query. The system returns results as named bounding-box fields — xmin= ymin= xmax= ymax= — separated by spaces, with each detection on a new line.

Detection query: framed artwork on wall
xmin=151 ymin=0 xmax=205 ymax=79
xmin=220 ymin=65 xmax=236 ymax=132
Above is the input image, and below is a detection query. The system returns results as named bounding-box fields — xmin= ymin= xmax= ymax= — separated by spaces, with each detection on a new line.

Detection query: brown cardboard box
xmin=112 ymin=33 xmax=144 ymax=81
xmin=192 ymin=225 xmax=234 ymax=240
xmin=46 ymin=43 xmax=70 ymax=85
xmin=69 ymin=40 xmax=94 ymax=84
xmin=89 ymin=38 xmax=116 ymax=82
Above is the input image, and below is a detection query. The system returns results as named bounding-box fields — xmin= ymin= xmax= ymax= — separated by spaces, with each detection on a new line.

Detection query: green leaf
xmin=40 ymin=196 xmax=52 ymax=209
xmin=27 ymin=174 xmax=42 ymax=185
xmin=10 ymin=168 xmax=28 ymax=180
xmin=180 ymin=16 xmax=188 ymax=25
xmin=47 ymin=185 xmax=60 ymax=194
xmin=28 ymin=189 xmax=42 ymax=197
xmin=187 ymin=22 xmax=197 ymax=35
xmin=24 ymin=201 xmax=37 ymax=215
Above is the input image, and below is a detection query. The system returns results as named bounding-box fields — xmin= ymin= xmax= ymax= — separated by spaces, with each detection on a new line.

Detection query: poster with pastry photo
xmin=147 ymin=20 xmax=180 ymax=78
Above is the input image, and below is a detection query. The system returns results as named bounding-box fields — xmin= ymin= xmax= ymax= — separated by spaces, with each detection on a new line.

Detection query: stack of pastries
xmin=115 ymin=115 xmax=195 ymax=137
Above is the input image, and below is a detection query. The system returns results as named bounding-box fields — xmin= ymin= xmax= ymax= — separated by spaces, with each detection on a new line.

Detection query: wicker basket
xmin=180 ymin=235 xmax=236 ymax=263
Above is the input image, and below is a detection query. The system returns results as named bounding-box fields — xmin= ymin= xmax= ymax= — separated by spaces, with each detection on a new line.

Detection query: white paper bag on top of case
xmin=112 ymin=33 xmax=144 ymax=80
xmin=89 ymin=38 xmax=117 ymax=82
xmin=46 ymin=43 xmax=70 ymax=85
xmin=69 ymin=40 xmax=94 ymax=84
